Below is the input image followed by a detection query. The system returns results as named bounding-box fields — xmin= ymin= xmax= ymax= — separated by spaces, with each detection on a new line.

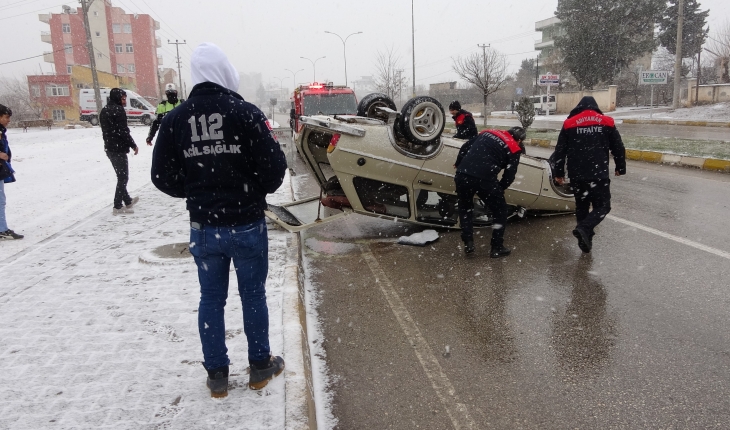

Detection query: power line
xmin=0 ymin=2 xmax=66 ymax=21
xmin=0 ymin=0 xmax=54 ymax=12
xmin=0 ymin=44 xmax=83 ymax=66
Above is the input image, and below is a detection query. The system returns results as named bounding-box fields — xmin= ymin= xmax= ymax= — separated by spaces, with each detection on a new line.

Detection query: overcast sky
xmin=2 ymin=0 xmax=729 ymax=94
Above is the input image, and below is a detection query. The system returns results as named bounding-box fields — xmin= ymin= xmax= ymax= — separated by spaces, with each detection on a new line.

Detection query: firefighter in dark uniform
xmin=454 ymin=126 xmax=526 ymax=257
xmin=549 ymin=96 xmax=626 ymax=253
xmin=449 ymin=101 xmax=478 ymax=140
xmin=146 ymin=88 xmax=182 ymax=146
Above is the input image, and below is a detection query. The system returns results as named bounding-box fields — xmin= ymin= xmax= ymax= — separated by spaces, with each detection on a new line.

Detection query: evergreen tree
xmin=658 ymin=0 xmax=709 ymax=58
xmin=554 ymin=0 xmax=664 ymax=89
xmin=516 ymin=97 xmax=535 ymax=130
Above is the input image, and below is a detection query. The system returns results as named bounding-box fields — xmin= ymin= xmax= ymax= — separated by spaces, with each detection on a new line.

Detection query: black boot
xmin=490 ymin=245 xmax=511 ymax=258
xmin=572 ymin=228 xmax=592 ymax=253
xmin=205 ymin=365 xmax=229 ymax=398
xmin=463 ymin=239 xmax=475 ymax=254
xmin=249 ymin=356 xmax=285 ymax=390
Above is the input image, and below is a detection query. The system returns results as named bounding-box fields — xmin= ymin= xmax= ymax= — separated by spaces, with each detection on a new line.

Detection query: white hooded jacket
xmin=190 ymin=43 xmax=240 ymax=93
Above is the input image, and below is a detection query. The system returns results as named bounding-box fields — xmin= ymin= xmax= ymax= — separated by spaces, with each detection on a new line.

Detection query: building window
xmin=67 ymin=65 xmax=72 ymax=74
xmin=97 ymin=52 xmax=103 ymax=58
xmin=125 ymin=44 xmax=134 ymax=53
xmin=123 ymin=24 xmax=132 ymax=33
xmin=128 ymin=64 xmax=135 ymax=73
xmin=112 ymin=24 xmax=120 ymax=33
xmin=30 ymin=85 xmax=40 ymax=97
xmin=46 ymin=85 xmax=70 ymax=97
xmin=95 ymin=31 xmax=101 ymax=37
xmin=52 ymin=110 xmax=66 ymax=121
xmin=117 ymin=64 xmax=126 ymax=73
xmin=62 ymin=23 xmax=70 ymax=33
xmin=93 ymin=11 xmax=99 ymax=16
xmin=115 ymin=44 xmax=123 ymax=53
xmin=64 ymin=44 xmax=73 ymax=54
xmin=76 ymin=83 xmax=85 ymax=89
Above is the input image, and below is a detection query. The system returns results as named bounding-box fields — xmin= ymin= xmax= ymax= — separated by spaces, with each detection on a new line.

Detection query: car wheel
xmin=90 ymin=116 xmax=99 ymax=126
xmin=399 ymin=96 xmax=445 ymax=145
xmin=142 ymin=115 xmax=152 ymax=126
xmin=356 ymin=93 xmax=396 ymax=119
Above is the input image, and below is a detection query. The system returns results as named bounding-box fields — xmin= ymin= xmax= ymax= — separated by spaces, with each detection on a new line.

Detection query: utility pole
xmin=695 ymin=49 xmax=701 ymax=105
xmin=395 ymin=69 xmax=404 ymax=105
xmin=411 ymin=0 xmax=416 ymax=97
xmin=672 ymin=0 xmax=684 ymax=109
xmin=80 ymin=0 xmax=102 ymax=119
xmin=478 ymin=43 xmax=490 ymax=126
xmin=168 ymin=39 xmax=186 ymax=96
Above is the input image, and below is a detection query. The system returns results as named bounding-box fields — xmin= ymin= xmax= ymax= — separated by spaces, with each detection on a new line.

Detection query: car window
xmin=130 ymin=99 xmax=145 ymax=109
xmin=352 ymin=177 xmax=410 ymax=218
xmin=303 ymin=94 xmax=357 ymax=116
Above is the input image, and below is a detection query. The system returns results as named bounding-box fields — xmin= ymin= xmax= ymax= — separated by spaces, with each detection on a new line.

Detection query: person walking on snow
xmin=449 ymin=100 xmax=478 ymax=140
xmin=145 ymin=87 xmax=182 ymax=146
xmin=151 ymin=43 xmax=288 ymax=397
xmin=549 ymin=96 xmax=626 ymax=253
xmin=0 ymin=104 xmax=24 ymax=240
xmin=100 ymin=88 xmax=139 ymax=215
xmin=454 ymin=127 xmax=526 ymax=257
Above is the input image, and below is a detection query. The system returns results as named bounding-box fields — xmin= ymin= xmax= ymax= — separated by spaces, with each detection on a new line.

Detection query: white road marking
xmin=607 ymin=215 xmax=730 ymax=260
xmin=359 ymin=244 xmax=477 ymax=430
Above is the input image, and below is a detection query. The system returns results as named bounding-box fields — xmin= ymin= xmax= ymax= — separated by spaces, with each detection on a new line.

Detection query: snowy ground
xmin=0 ymin=126 xmax=311 ymax=429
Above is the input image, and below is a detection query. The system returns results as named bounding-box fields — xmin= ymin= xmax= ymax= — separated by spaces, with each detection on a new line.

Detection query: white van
xmin=79 ymin=88 xmax=156 ymax=126
xmin=529 ymin=94 xmax=557 ymax=115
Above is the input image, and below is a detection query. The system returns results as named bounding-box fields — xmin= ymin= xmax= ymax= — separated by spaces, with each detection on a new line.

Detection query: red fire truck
xmin=290 ymin=82 xmax=358 ymax=135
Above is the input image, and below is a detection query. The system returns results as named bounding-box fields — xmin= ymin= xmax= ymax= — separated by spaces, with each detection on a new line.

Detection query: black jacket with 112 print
xmin=151 ymin=82 xmax=287 ymax=227
xmin=455 ymin=130 xmax=524 ymax=190
xmin=100 ymin=89 xmax=137 ymax=153
xmin=550 ymin=96 xmax=626 ymax=182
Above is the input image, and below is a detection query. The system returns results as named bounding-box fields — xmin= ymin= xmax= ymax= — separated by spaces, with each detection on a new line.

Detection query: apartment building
xmin=38 ymin=1 xmax=162 ymax=100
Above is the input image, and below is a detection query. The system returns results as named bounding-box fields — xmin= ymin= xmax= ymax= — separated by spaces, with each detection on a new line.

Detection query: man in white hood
xmin=151 ymin=43 xmax=287 ymax=397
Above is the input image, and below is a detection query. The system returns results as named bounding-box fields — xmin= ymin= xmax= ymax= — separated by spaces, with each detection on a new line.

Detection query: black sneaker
xmin=490 ymin=245 xmax=511 ymax=258
xmin=248 ymin=356 xmax=285 ymax=390
xmin=0 ymin=229 xmax=24 ymax=240
xmin=572 ymin=228 xmax=592 ymax=253
xmin=205 ymin=365 xmax=229 ymax=398
xmin=464 ymin=239 xmax=475 ymax=254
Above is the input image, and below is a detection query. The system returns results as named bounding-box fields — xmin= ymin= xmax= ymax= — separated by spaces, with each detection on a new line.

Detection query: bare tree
xmin=0 ymin=77 xmax=45 ymax=120
xmin=373 ymin=46 xmax=408 ymax=101
xmin=452 ymin=48 xmax=508 ymax=126
xmin=706 ymin=20 xmax=730 ymax=83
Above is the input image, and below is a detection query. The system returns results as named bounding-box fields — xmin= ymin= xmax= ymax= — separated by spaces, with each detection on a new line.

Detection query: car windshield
xmin=303 ymin=93 xmax=357 ymax=116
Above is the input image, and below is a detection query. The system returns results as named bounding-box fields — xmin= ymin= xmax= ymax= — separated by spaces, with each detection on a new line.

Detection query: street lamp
xmin=285 ymin=68 xmax=304 ymax=88
xmin=324 ymin=30 xmax=362 ymax=86
xmin=273 ymin=76 xmax=289 ymax=91
xmin=300 ymin=56 xmax=326 ymax=82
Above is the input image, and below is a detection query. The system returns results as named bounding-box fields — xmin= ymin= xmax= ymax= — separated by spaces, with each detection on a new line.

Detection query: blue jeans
xmin=189 ymin=218 xmax=271 ymax=370
xmin=0 ymin=180 xmax=7 ymax=231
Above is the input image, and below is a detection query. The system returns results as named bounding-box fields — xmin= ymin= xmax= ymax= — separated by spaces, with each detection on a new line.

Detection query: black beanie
xmin=448 ymin=101 xmax=461 ymax=111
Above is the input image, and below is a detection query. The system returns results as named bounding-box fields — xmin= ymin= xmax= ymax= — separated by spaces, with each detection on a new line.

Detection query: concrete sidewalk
xmin=0 ymin=177 xmax=309 ymax=429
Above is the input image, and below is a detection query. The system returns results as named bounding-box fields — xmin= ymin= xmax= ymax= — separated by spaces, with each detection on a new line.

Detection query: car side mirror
xmin=290 ymin=109 xmax=296 ymax=120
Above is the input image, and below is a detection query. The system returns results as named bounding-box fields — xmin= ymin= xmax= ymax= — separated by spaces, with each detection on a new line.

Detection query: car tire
xmin=356 ymin=93 xmax=396 ymax=119
xmin=90 ymin=116 xmax=99 ymax=126
xmin=142 ymin=115 xmax=152 ymax=126
xmin=399 ymin=96 xmax=445 ymax=145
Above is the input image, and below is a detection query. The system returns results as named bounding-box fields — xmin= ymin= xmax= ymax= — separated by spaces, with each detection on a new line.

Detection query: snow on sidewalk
xmin=0 ymin=127 xmax=305 ymax=429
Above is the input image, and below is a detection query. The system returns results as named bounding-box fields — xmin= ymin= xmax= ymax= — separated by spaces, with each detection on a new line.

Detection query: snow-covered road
xmin=0 ymin=126 xmax=309 ymax=429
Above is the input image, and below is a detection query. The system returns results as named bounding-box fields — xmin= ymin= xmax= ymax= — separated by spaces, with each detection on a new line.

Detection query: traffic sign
xmin=538 ymin=74 xmax=560 ymax=86
xmin=639 ymin=71 xmax=669 ymax=85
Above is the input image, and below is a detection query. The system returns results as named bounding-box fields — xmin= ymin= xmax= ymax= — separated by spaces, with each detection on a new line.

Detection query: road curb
xmin=525 ymin=138 xmax=730 ymax=173
xmin=621 ymin=118 xmax=730 ymax=128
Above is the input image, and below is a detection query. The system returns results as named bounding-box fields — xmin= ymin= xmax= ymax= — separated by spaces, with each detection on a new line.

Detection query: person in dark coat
xmin=0 ymin=104 xmax=23 ymax=240
xmin=100 ymin=88 xmax=139 ymax=215
xmin=449 ymin=101 xmax=478 ymax=140
xmin=146 ymin=88 xmax=182 ymax=146
xmin=151 ymin=43 xmax=287 ymax=397
xmin=454 ymin=126 xmax=526 ymax=257
xmin=549 ymin=96 xmax=626 ymax=253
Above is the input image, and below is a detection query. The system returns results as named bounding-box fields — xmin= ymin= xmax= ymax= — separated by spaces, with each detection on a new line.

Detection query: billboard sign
xmin=639 ymin=71 xmax=669 ymax=85
xmin=538 ymin=74 xmax=560 ymax=86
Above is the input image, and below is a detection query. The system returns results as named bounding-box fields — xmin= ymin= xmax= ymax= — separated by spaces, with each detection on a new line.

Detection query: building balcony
xmin=535 ymin=39 xmax=555 ymax=50
xmin=535 ymin=16 xmax=561 ymax=31
xmin=157 ymin=55 xmax=163 ymax=65
xmin=43 ymin=51 xmax=55 ymax=63
xmin=153 ymin=20 xmax=160 ymax=30
xmin=39 ymin=13 xmax=50 ymax=23
xmin=156 ymin=37 xmax=161 ymax=48
xmin=41 ymin=31 xmax=52 ymax=43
